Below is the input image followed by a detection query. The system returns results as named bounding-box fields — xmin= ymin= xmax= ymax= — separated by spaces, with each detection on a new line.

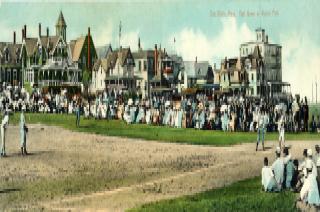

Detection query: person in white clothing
xmin=278 ymin=113 xmax=285 ymax=150
xmin=262 ymin=157 xmax=278 ymax=191
xmin=0 ymin=111 xmax=9 ymax=157
xmin=271 ymin=147 xmax=284 ymax=191
xmin=300 ymin=160 xmax=320 ymax=206
xmin=306 ymin=149 xmax=318 ymax=178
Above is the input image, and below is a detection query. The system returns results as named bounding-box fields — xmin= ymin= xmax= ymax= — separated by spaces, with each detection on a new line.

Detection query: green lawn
xmin=9 ymin=113 xmax=320 ymax=146
xmin=129 ymin=177 xmax=298 ymax=212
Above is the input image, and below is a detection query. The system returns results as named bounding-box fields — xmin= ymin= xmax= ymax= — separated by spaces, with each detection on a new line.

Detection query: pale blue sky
xmin=0 ymin=0 xmax=320 ymax=99
xmin=1 ymin=0 xmax=319 ymax=47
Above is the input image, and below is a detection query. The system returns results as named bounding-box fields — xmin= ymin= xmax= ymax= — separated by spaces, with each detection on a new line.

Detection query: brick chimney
xmin=13 ymin=31 xmax=16 ymax=44
xmin=24 ymin=25 xmax=27 ymax=39
xmin=46 ymin=27 xmax=49 ymax=37
xmin=154 ymin=44 xmax=158 ymax=76
xmin=87 ymin=27 xmax=91 ymax=70
xmin=39 ymin=23 xmax=41 ymax=37
xmin=22 ymin=28 xmax=24 ymax=42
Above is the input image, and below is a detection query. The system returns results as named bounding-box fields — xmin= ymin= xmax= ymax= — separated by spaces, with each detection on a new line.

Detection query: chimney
xmin=195 ymin=56 xmax=197 ymax=63
xmin=138 ymin=37 xmax=141 ymax=50
xmin=39 ymin=23 xmax=41 ymax=37
xmin=13 ymin=31 xmax=16 ymax=44
xmin=24 ymin=25 xmax=27 ymax=39
xmin=22 ymin=29 xmax=24 ymax=42
xmin=46 ymin=27 xmax=49 ymax=37
xmin=154 ymin=44 xmax=158 ymax=76
xmin=87 ymin=27 xmax=91 ymax=70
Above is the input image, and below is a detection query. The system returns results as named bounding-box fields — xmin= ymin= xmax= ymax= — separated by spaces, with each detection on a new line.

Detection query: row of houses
xmin=0 ymin=11 xmax=289 ymax=99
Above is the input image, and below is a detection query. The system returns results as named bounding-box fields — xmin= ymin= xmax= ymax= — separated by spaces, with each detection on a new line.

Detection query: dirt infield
xmin=0 ymin=125 xmax=317 ymax=211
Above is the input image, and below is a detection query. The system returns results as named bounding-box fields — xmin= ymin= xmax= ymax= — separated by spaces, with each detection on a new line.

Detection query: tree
xmin=82 ymin=68 xmax=91 ymax=97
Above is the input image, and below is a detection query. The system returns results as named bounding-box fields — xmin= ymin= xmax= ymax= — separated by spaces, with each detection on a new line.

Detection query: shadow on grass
xmin=0 ymin=188 xmax=21 ymax=194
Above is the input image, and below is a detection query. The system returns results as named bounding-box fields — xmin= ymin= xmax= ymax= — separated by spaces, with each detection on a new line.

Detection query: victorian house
xmin=21 ymin=11 xmax=96 ymax=92
xmin=0 ymin=31 xmax=22 ymax=86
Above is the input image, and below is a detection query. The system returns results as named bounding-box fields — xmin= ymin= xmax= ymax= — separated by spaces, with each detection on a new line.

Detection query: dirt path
xmin=0 ymin=125 xmax=318 ymax=211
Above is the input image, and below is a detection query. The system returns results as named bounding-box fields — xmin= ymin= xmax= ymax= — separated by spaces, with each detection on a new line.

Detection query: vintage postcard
xmin=0 ymin=0 xmax=319 ymax=211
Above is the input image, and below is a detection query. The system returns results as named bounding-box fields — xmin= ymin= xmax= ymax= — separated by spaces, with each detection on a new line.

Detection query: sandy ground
xmin=0 ymin=125 xmax=318 ymax=211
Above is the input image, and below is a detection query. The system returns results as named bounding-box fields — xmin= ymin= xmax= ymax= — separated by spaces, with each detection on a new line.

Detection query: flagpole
xmin=118 ymin=21 xmax=121 ymax=89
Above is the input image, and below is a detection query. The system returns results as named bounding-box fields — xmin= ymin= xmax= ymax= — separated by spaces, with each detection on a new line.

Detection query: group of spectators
xmin=1 ymin=84 xmax=320 ymax=136
xmin=262 ymin=145 xmax=320 ymax=207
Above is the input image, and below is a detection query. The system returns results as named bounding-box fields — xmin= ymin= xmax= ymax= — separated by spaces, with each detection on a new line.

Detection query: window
xmin=139 ymin=60 xmax=141 ymax=71
xmin=251 ymin=73 xmax=253 ymax=81
xmin=144 ymin=60 xmax=147 ymax=70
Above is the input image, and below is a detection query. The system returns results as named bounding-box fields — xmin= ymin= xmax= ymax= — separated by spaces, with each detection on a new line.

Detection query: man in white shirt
xmin=0 ymin=111 xmax=9 ymax=157
xmin=306 ymin=149 xmax=318 ymax=178
xmin=262 ymin=157 xmax=278 ymax=191
xmin=271 ymin=147 xmax=285 ymax=191
xmin=300 ymin=160 xmax=320 ymax=206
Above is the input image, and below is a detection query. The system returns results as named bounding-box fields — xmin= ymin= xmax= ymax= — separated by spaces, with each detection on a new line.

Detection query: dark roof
xmin=105 ymin=48 xmax=132 ymax=70
xmin=0 ymin=42 xmax=22 ymax=66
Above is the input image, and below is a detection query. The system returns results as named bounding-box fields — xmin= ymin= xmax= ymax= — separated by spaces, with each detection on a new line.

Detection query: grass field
xmin=9 ymin=113 xmax=320 ymax=146
xmin=129 ymin=177 xmax=298 ymax=212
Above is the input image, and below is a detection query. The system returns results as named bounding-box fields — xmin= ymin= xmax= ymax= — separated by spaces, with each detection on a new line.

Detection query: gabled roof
xmin=70 ymin=36 xmax=85 ymax=62
xmin=56 ymin=11 xmax=67 ymax=27
xmin=39 ymin=36 xmax=49 ymax=48
xmin=98 ymin=47 xmax=133 ymax=71
xmin=24 ymin=38 xmax=38 ymax=56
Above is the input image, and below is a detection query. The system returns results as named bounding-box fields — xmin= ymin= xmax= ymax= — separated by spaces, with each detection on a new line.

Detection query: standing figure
xmin=271 ymin=147 xmax=284 ymax=191
xmin=1 ymin=111 xmax=9 ymax=157
xmin=256 ymin=110 xmax=265 ymax=151
xmin=75 ymin=102 xmax=81 ymax=127
xmin=278 ymin=112 xmax=285 ymax=150
xmin=20 ymin=112 xmax=28 ymax=155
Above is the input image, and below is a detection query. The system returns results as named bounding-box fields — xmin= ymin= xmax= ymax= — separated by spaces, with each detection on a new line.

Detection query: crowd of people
xmin=0 ymin=84 xmax=320 ymax=135
xmin=262 ymin=145 xmax=320 ymax=207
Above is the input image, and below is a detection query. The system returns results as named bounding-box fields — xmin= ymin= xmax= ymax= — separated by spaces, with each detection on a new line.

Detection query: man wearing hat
xmin=271 ymin=147 xmax=284 ymax=191
xmin=306 ymin=149 xmax=318 ymax=178
xmin=300 ymin=160 xmax=320 ymax=206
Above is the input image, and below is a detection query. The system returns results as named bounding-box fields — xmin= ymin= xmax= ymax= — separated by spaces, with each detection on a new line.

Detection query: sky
xmin=0 ymin=0 xmax=319 ymax=101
